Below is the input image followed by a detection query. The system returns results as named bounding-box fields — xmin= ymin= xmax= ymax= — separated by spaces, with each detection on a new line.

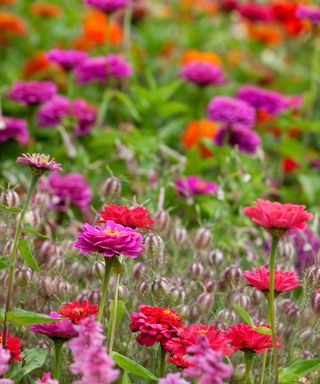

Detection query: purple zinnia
xmin=16 ymin=153 xmax=62 ymax=175
xmin=69 ymin=316 xmax=119 ymax=384
xmin=296 ymin=5 xmax=320 ymax=24
xmin=159 ymin=373 xmax=189 ymax=384
xmin=180 ymin=62 xmax=225 ymax=86
xmin=35 ymin=373 xmax=59 ymax=384
xmin=8 ymin=81 xmax=57 ymax=105
xmin=215 ymin=125 xmax=261 ymax=154
xmin=175 ymin=176 xmax=218 ymax=197
xmin=37 ymin=96 xmax=69 ymax=127
xmin=73 ymin=220 xmax=144 ymax=258
xmin=74 ymin=57 xmax=108 ymax=84
xmin=183 ymin=335 xmax=232 ymax=384
xmin=84 ymin=0 xmax=130 ymax=13
xmin=47 ymin=49 xmax=88 ymax=70
xmin=207 ymin=96 xmax=255 ymax=129
xmin=39 ymin=172 xmax=92 ymax=212
xmin=71 ymin=99 xmax=97 ymax=136
xmin=30 ymin=312 xmax=77 ymax=340
xmin=105 ymin=54 xmax=132 ymax=78
xmin=0 ymin=117 xmax=29 ymax=144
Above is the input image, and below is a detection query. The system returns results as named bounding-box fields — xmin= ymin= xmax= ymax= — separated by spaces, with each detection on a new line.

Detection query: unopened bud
xmin=302 ymin=350 xmax=314 ymax=359
xmin=118 ymin=285 xmax=129 ymax=300
xmin=221 ymin=265 xmax=242 ymax=285
xmin=196 ymin=292 xmax=214 ymax=313
xmin=176 ymin=304 xmax=190 ymax=318
xmin=92 ymin=261 xmax=105 ymax=279
xmin=144 ymin=233 xmax=164 ymax=258
xmin=193 ymin=227 xmax=212 ymax=250
xmin=250 ymin=289 xmax=264 ymax=306
xmin=38 ymin=241 xmax=55 ymax=265
xmin=311 ymin=290 xmax=320 ymax=314
xmin=216 ymin=308 xmax=237 ymax=323
xmin=138 ymin=281 xmax=149 ymax=295
xmin=171 ymin=227 xmax=188 ymax=247
xmin=15 ymin=267 xmax=34 ymax=287
xmin=87 ymin=288 xmax=102 ymax=303
xmin=299 ymin=328 xmax=317 ymax=344
xmin=132 ymin=262 xmax=146 ymax=279
xmin=169 ymin=286 xmax=185 ymax=306
xmin=233 ymin=364 xmax=246 ymax=381
xmin=154 ymin=210 xmax=171 ymax=233
xmin=232 ymin=292 xmax=251 ymax=309
xmin=278 ymin=239 xmax=295 ymax=260
xmin=0 ymin=189 xmax=20 ymax=208
xmin=305 ymin=265 xmax=320 ymax=287
xmin=205 ymin=279 xmax=218 ymax=293
xmin=189 ymin=262 xmax=204 ymax=278
xmin=151 ymin=276 xmax=170 ymax=299
xmin=278 ymin=299 xmax=300 ymax=318
xmin=24 ymin=210 xmax=41 ymax=229
xmin=207 ymin=249 xmax=224 ymax=266
xmin=38 ymin=276 xmax=58 ymax=297
xmin=101 ymin=176 xmax=122 ymax=199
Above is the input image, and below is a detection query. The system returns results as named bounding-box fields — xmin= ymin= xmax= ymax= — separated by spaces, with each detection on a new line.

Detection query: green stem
xmin=97 ymin=258 xmax=113 ymax=323
xmin=269 ymin=236 xmax=279 ymax=384
xmin=243 ymin=352 xmax=255 ymax=384
xmin=53 ymin=340 xmax=64 ymax=381
xmin=97 ymin=90 xmax=114 ymax=127
xmin=159 ymin=345 xmax=166 ymax=378
xmin=108 ymin=263 xmax=121 ymax=356
xmin=309 ymin=28 xmax=319 ymax=119
xmin=260 ymin=301 xmax=272 ymax=384
xmin=123 ymin=5 xmax=132 ymax=55
xmin=2 ymin=175 xmax=38 ymax=348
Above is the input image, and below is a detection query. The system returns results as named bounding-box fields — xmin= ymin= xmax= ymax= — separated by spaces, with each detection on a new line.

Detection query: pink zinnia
xmin=243 ymin=199 xmax=313 ymax=235
xmin=35 ymin=373 xmax=58 ymax=384
xmin=84 ymin=0 xmax=130 ymax=13
xmin=175 ymin=176 xmax=218 ymax=197
xmin=8 ymin=81 xmax=57 ymax=105
xmin=243 ymin=266 xmax=302 ymax=294
xmin=16 ymin=153 xmax=62 ymax=175
xmin=180 ymin=61 xmax=225 ymax=86
xmin=73 ymin=220 xmax=144 ymax=258
xmin=0 ymin=117 xmax=29 ymax=144
xmin=47 ymin=49 xmax=88 ymax=70
xmin=30 ymin=312 xmax=77 ymax=340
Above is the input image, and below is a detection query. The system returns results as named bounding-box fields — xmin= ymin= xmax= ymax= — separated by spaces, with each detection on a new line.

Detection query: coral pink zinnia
xmin=130 ymin=305 xmax=183 ymax=348
xmin=243 ymin=267 xmax=302 ymax=294
xmin=243 ymin=199 xmax=313 ymax=235
xmin=58 ymin=300 xmax=98 ymax=324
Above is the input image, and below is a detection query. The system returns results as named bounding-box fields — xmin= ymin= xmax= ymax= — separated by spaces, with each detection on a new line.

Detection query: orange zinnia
xmin=247 ymin=23 xmax=282 ymax=45
xmin=182 ymin=119 xmax=217 ymax=158
xmin=181 ymin=49 xmax=221 ymax=66
xmin=31 ymin=3 xmax=61 ymax=17
xmin=0 ymin=12 xmax=26 ymax=38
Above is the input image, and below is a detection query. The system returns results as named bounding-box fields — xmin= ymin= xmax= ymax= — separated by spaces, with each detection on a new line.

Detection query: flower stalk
xmin=97 ymin=257 xmax=113 ymax=323
xmin=53 ymin=339 xmax=64 ymax=381
xmin=243 ymin=352 xmax=255 ymax=384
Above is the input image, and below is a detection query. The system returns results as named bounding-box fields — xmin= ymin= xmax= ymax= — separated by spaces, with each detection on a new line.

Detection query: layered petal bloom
xmin=99 ymin=204 xmax=154 ymax=230
xmin=166 ymin=324 xmax=233 ymax=368
xmin=180 ymin=61 xmax=225 ymax=86
xmin=243 ymin=266 xmax=302 ymax=294
xmin=84 ymin=0 xmax=130 ymax=13
xmin=30 ymin=311 xmax=77 ymax=340
xmin=130 ymin=305 xmax=184 ymax=348
xmin=0 ymin=332 xmax=22 ymax=363
xmin=16 ymin=153 xmax=62 ymax=175
xmin=47 ymin=49 xmax=88 ymax=70
xmin=105 ymin=54 xmax=132 ymax=78
xmin=73 ymin=220 xmax=144 ymax=258
xmin=175 ymin=176 xmax=218 ymax=197
xmin=8 ymin=81 xmax=57 ymax=105
xmin=243 ymin=199 xmax=313 ymax=234
xmin=68 ymin=316 xmax=119 ymax=384
xmin=58 ymin=300 xmax=98 ymax=323
xmin=226 ymin=323 xmax=281 ymax=353
xmin=35 ymin=373 xmax=59 ymax=384
xmin=296 ymin=5 xmax=320 ymax=24
xmin=0 ymin=117 xmax=29 ymax=144
xmin=207 ymin=96 xmax=255 ymax=129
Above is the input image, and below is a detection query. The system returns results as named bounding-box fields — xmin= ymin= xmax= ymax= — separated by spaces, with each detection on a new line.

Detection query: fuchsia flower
xmin=237 ymin=3 xmax=273 ymax=22
xmin=16 ymin=153 xmax=62 ymax=175
xmin=39 ymin=172 xmax=92 ymax=212
xmin=0 ymin=117 xmax=29 ymax=144
xmin=30 ymin=312 xmax=77 ymax=340
xmin=84 ymin=0 xmax=130 ymax=13
xmin=35 ymin=373 xmax=59 ymax=384
xmin=159 ymin=373 xmax=189 ymax=384
xmin=243 ymin=199 xmax=313 ymax=235
xmin=243 ymin=266 xmax=302 ymax=294
xmin=175 ymin=176 xmax=218 ymax=197
xmin=296 ymin=5 xmax=320 ymax=24
xmin=68 ymin=316 xmax=119 ymax=384
xmin=73 ymin=220 xmax=144 ymax=258
xmin=47 ymin=49 xmax=88 ymax=70
xmin=0 ymin=347 xmax=11 ymax=376
xmin=180 ymin=62 xmax=225 ymax=86
xmin=8 ymin=81 xmax=57 ymax=105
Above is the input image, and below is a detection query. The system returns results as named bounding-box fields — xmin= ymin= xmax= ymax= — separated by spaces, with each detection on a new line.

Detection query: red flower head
xmin=226 ymin=323 xmax=281 ymax=353
xmin=243 ymin=266 xmax=302 ymax=295
xmin=283 ymin=157 xmax=299 ymax=174
xmin=243 ymin=199 xmax=313 ymax=236
xmin=0 ymin=332 xmax=22 ymax=363
xmin=166 ymin=324 xmax=233 ymax=367
xmin=130 ymin=305 xmax=183 ymax=348
xmin=58 ymin=300 xmax=98 ymax=324
xmin=99 ymin=204 xmax=154 ymax=230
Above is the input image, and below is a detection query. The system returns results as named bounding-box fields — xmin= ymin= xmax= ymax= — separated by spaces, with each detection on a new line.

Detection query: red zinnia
xmin=166 ymin=324 xmax=233 ymax=367
xmin=243 ymin=266 xmax=302 ymax=294
xmin=58 ymin=300 xmax=98 ymax=323
xmin=0 ymin=332 xmax=22 ymax=363
xmin=99 ymin=204 xmax=154 ymax=230
xmin=282 ymin=157 xmax=299 ymax=174
xmin=227 ymin=323 xmax=281 ymax=353
xmin=130 ymin=305 xmax=183 ymax=347
xmin=243 ymin=199 xmax=313 ymax=235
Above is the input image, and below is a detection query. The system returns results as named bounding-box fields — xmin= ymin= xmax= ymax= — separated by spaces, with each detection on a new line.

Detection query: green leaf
xmin=6 ymin=348 xmax=48 ymax=381
xmin=112 ymin=352 xmax=158 ymax=380
xmin=115 ymin=91 xmax=141 ymax=122
xmin=111 ymin=257 xmax=125 ymax=275
xmin=0 ymin=204 xmax=20 ymax=213
xmin=108 ymin=300 xmax=126 ymax=337
xmin=7 ymin=308 xmax=65 ymax=325
xmin=23 ymin=224 xmax=47 ymax=239
xmin=279 ymin=358 xmax=320 ymax=381
xmin=18 ymin=239 xmax=40 ymax=272
xmin=254 ymin=326 xmax=272 ymax=336
xmin=233 ymin=305 xmax=254 ymax=327
xmin=0 ymin=256 xmax=9 ymax=270
xmin=121 ymin=371 xmax=132 ymax=384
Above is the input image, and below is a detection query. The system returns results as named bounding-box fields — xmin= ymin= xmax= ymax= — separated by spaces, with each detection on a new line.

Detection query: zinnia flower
xmin=237 ymin=3 xmax=273 ymax=22
xmin=0 ymin=117 xmax=29 ymax=144
xmin=99 ymin=204 xmax=154 ymax=230
xmin=166 ymin=324 xmax=233 ymax=368
xmin=175 ymin=176 xmax=218 ymax=197
xmin=180 ymin=61 xmax=225 ymax=86
xmin=39 ymin=172 xmax=92 ymax=212
xmin=105 ymin=54 xmax=132 ymax=78
xmin=0 ymin=347 xmax=11 ymax=375
xmin=159 ymin=373 xmax=189 ymax=384
xmin=31 ymin=3 xmax=61 ymax=17
xmin=68 ymin=316 xmax=119 ymax=384
xmin=243 ymin=199 xmax=313 ymax=235
xmin=47 ymin=49 xmax=88 ymax=70
xmin=16 ymin=153 xmax=62 ymax=175
xmin=84 ymin=0 xmax=130 ymax=13
xmin=73 ymin=220 xmax=144 ymax=258
xmin=243 ymin=266 xmax=302 ymax=294
xmin=130 ymin=305 xmax=184 ymax=348
xmin=35 ymin=372 xmax=59 ymax=384
xmin=226 ymin=323 xmax=281 ymax=353
xmin=58 ymin=300 xmax=98 ymax=323
xmin=296 ymin=5 xmax=320 ymax=24
xmin=8 ymin=81 xmax=57 ymax=105
xmin=30 ymin=311 xmax=77 ymax=340
xmin=0 ymin=332 xmax=21 ymax=363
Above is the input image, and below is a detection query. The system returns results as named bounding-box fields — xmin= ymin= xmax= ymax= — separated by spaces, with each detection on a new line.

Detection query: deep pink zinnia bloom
xmin=35 ymin=372 xmax=59 ymax=384
xmin=243 ymin=199 xmax=313 ymax=234
xmin=84 ymin=0 xmax=130 ymax=13
xmin=16 ymin=153 xmax=62 ymax=175
xmin=226 ymin=323 xmax=281 ymax=353
xmin=243 ymin=266 xmax=302 ymax=294
xmin=180 ymin=61 xmax=225 ymax=86
xmin=74 ymin=57 xmax=108 ymax=84
xmin=47 ymin=49 xmax=88 ymax=70
xmin=0 ymin=117 xmax=29 ymax=144
xmin=175 ymin=176 xmax=218 ymax=197
xmin=8 ymin=81 xmax=57 ymax=105
xmin=73 ymin=220 xmax=144 ymax=258
xmin=30 ymin=312 xmax=77 ymax=340
xmin=105 ymin=54 xmax=132 ymax=78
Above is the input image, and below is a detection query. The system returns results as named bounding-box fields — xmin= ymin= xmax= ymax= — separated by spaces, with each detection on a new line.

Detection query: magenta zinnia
xmin=30 ymin=312 xmax=77 ymax=340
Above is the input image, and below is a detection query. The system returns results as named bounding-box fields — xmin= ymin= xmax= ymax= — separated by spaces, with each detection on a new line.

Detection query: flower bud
xmin=221 ymin=265 xmax=242 ymax=285
xmin=24 ymin=210 xmax=41 ymax=229
xmin=154 ymin=210 xmax=171 ymax=233
xmin=196 ymin=292 xmax=214 ymax=313
xmin=176 ymin=304 xmax=190 ymax=318
xmin=278 ymin=238 xmax=295 ymax=260
xmin=189 ymin=262 xmax=204 ymax=278
xmin=299 ymin=328 xmax=317 ymax=344
xmin=144 ymin=233 xmax=164 ymax=258
xmin=207 ymin=249 xmax=224 ymax=267
xmin=232 ymin=364 xmax=246 ymax=381
xmin=151 ymin=276 xmax=170 ymax=299
xmin=169 ymin=286 xmax=185 ymax=306
xmin=171 ymin=227 xmax=188 ymax=247
xmin=87 ymin=288 xmax=102 ymax=304
xmin=38 ymin=240 xmax=56 ymax=265
xmin=15 ymin=267 xmax=34 ymax=287
xmin=249 ymin=289 xmax=263 ymax=306
xmin=101 ymin=176 xmax=122 ymax=200
xmin=0 ymin=189 xmax=20 ymax=208
xmin=311 ymin=290 xmax=320 ymax=314
xmin=205 ymin=279 xmax=218 ymax=293
xmin=192 ymin=227 xmax=212 ymax=250
xmin=302 ymin=350 xmax=314 ymax=359
xmin=232 ymin=292 xmax=251 ymax=309
xmin=32 ymin=192 xmax=50 ymax=214
xmin=305 ymin=265 xmax=320 ymax=288
xmin=92 ymin=261 xmax=105 ymax=279
xmin=132 ymin=262 xmax=146 ymax=279
xmin=38 ymin=276 xmax=59 ymax=297
xmin=57 ymin=280 xmax=72 ymax=296
xmin=138 ymin=281 xmax=149 ymax=295
xmin=216 ymin=308 xmax=237 ymax=323
xmin=118 ymin=285 xmax=129 ymax=300
xmin=278 ymin=299 xmax=300 ymax=318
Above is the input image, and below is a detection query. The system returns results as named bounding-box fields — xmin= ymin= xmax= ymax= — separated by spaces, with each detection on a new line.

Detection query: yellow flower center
xmin=198 ymin=329 xmax=208 ymax=334
xmin=196 ymin=181 xmax=207 ymax=189
xmin=162 ymin=309 xmax=171 ymax=315
xmin=104 ymin=228 xmax=120 ymax=236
